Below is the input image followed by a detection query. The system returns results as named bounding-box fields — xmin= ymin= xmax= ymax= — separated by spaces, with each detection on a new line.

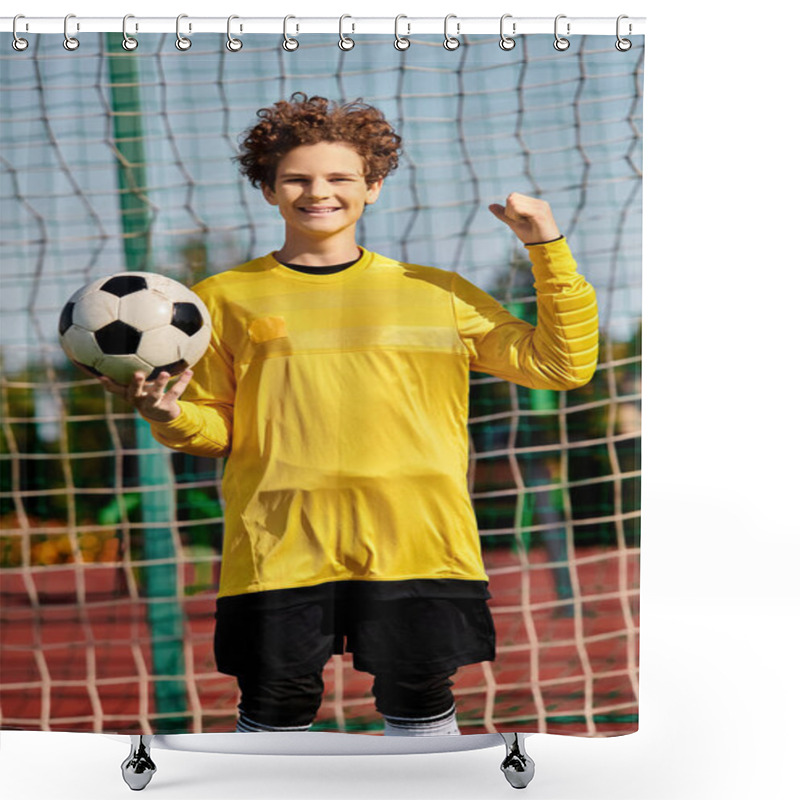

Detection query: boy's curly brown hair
xmin=236 ymin=93 xmax=402 ymax=190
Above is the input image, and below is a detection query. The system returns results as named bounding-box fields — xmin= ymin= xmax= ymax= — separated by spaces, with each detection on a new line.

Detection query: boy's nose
xmin=306 ymin=179 xmax=331 ymax=199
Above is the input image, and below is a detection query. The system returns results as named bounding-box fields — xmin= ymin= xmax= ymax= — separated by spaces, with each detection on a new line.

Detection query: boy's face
xmin=262 ymin=142 xmax=383 ymax=244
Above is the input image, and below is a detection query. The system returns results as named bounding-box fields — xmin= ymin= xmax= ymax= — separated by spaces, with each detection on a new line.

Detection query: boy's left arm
xmin=452 ymin=194 xmax=599 ymax=390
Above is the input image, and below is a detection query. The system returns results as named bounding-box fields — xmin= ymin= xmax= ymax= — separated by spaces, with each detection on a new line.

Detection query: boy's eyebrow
xmin=278 ymin=170 xmax=363 ymax=178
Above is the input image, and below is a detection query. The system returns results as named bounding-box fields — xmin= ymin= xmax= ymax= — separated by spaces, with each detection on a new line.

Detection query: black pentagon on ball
xmin=171 ymin=302 xmax=204 ymax=336
xmin=95 ymin=320 xmax=142 ymax=355
xmin=58 ymin=301 xmax=75 ymax=336
xmin=100 ymin=274 xmax=148 ymax=297
xmin=146 ymin=359 xmax=190 ymax=381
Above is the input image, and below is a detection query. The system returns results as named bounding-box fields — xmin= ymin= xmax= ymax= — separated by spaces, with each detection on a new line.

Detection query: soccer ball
xmin=58 ymin=272 xmax=212 ymax=385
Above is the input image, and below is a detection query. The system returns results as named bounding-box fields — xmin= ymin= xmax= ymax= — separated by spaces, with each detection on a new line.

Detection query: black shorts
xmin=214 ymin=579 xmax=496 ymax=679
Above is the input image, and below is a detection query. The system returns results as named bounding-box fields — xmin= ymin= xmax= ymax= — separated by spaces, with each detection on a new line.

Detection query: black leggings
xmin=237 ymin=669 xmax=456 ymax=729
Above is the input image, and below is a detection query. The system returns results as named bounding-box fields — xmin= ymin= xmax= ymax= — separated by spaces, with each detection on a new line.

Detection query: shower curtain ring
xmin=615 ymin=15 xmax=632 ymax=51
xmin=122 ymin=15 xmax=138 ymax=51
xmin=499 ymin=14 xmax=515 ymax=50
xmin=12 ymin=14 xmax=29 ymax=51
xmin=338 ymin=15 xmax=355 ymax=50
xmin=394 ymin=15 xmax=410 ymax=50
xmin=283 ymin=15 xmax=299 ymax=51
xmin=443 ymin=14 xmax=460 ymax=50
xmin=176 ymin=14 xmax=192 ymax=50
xmin=226 ymin=15 xmax=243 ymax=51
xmin=554 ymin=14 xmax=570 ymax=51
xmin=63 ymin=14 xmax=79 ymax=51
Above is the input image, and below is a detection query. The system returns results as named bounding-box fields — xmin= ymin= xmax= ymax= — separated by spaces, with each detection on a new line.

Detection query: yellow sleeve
xmin=451 ymin=237 xmax=598 ymax=390
xmin=147 ymin=289 xmax=235 ymax=458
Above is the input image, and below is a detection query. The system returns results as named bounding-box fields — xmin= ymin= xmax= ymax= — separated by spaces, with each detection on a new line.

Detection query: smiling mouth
xmin=300 ymin=207 xmax=340 ymax=214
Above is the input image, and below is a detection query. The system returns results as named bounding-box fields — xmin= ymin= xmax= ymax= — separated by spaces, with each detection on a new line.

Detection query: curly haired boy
xmin=100 ymin=93 xmax=599 ymax=736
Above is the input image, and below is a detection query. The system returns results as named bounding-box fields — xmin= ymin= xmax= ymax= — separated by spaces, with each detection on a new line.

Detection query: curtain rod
xmin=1 ymin=15 xmax=646 ymax=37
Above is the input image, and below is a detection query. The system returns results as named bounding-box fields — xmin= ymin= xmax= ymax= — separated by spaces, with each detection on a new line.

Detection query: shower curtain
xmin=0 ymin=26 xmax=642 ymax=742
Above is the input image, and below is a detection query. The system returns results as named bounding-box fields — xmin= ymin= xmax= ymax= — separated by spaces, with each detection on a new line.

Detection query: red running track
xmin=0 ymin=546 xmax=638 ymax=736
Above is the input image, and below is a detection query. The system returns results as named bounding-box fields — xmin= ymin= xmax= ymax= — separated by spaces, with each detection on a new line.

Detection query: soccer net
xmin=0 ymin=32 xmax=642 ymax=736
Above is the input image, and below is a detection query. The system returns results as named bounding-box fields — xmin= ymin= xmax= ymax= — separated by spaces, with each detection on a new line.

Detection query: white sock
xmin=382 ymin=705 xmax=461 ymax=736
xmin=236 ymin=712 xmax=312 ymax=733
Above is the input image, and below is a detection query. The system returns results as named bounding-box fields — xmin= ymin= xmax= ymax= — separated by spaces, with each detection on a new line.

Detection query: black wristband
xmin=524 ymin=235 xmax=564 ymax=246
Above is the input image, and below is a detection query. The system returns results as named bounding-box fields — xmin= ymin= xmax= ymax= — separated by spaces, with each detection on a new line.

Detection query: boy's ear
xmin=261 ymin=184 xmax=279 ymax=205
xmin=365 ymin=178 xmax=384 ymax=205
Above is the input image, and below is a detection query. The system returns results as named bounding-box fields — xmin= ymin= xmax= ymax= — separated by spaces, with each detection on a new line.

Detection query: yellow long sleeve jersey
xmin=151 ymin=239 xmax=598 ymax=599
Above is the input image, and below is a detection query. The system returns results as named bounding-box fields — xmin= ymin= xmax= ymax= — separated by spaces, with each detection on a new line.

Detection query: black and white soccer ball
xmin=58 ymin=272 xmax=212 ymax=385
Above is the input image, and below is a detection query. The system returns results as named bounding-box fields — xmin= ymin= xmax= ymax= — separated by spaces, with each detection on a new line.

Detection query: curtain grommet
xmin=226 ymin=15 xmax=243 ymax=52
xmin=176 ymin=14 xmax=192 ymax=51
xmin=443 ymin=14 xmax=460 ymax=51
xmin=394 ymin=15 xmax=410 ymax=50
xmin=12 ymin=14 xmax=29 ymax=51
xmin=499 ymin=14 xmax=516 ymax=51
xmin=554 ymin=14 xmax=570 ymax=51
xmin=283 ymin=15 xmax=299 ymax=51
xmin=338 ymin=15 xmax=355 ymax=51
xmin=63 ymin=13 xmax=80 ymax=51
